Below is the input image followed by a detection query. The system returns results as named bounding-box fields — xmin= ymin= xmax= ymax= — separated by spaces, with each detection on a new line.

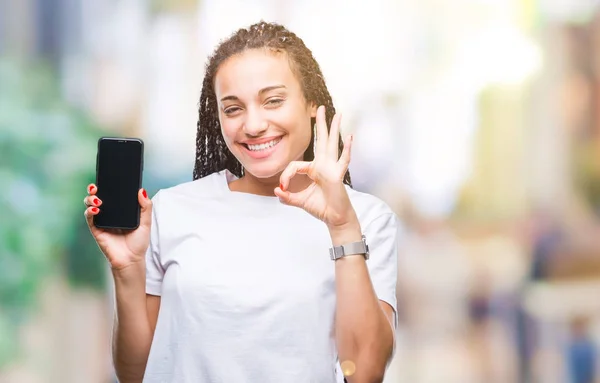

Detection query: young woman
xmin=84 ymin=21 xmax=399 ymax=383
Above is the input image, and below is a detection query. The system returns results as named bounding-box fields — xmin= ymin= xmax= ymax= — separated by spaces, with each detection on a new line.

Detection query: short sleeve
xmin=364 ymin=212 xmax=400 ymax=363
xmin=364 ymin=213 xmax=400 ymax=325
xmin=145 ymin=191 xmax=164 ymax=296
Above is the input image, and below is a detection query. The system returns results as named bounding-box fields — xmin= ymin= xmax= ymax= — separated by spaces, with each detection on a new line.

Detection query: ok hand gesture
xmin=275 ymin=106 xmax=357 ymax=230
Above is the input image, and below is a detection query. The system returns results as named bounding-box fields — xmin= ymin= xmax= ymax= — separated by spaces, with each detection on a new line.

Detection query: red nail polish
xmin=91 ymin=207 xmax=99 ymax=213
xmin=279 ymin=183 xmax=284 ymax=191
xmin=142 ymin=189 xmax=147 ymax=198
xmin=88 ymin=185 xmax=94 ymax=193
xmin=93 ymin=198 xmax=99 ymax=205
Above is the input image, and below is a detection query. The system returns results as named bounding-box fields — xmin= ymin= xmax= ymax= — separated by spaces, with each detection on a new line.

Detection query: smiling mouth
xmin=242 ymin=137 xmax=282 ymax=152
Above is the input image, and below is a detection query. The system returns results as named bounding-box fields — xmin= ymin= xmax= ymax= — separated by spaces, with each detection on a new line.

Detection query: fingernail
xmin=280 ymin=183 xmax=285 ymax=191
xmin=88 ymin=185 xmax=94 ymax=193
xmin=93 ymin=198 xmax=100 ymax=205
xmin=142 ymin=189 xmax=148 ymax=198
xmin=91 ymin=207 xmax=99 ymax=213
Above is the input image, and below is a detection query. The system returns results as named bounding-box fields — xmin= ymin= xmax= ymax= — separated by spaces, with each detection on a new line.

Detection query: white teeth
xmin=247 ymin=138 xmax=281 ymax=151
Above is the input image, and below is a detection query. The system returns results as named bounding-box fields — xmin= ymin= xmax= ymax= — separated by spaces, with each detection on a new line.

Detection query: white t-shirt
xmin=142 ymin=170 xmax=400 ymax=383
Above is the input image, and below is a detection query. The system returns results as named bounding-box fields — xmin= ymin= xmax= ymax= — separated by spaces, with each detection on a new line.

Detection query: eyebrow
xmin=220 ymin=85 xmax=287 ymax=102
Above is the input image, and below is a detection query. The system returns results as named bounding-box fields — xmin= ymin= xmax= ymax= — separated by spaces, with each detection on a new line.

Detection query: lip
xmin=240 ymin=137 xmax=283 ymax=159
xmin=240 ymin=136 xmax=283 ymax=145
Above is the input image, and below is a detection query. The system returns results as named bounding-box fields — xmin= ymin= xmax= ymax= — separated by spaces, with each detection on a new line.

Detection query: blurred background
xmin=2 ymin=0 xmax=600 ymax=382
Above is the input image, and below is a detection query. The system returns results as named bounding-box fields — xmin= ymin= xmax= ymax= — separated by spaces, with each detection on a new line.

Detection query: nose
xmin=242 ymin=108 xmax=268 ymax=137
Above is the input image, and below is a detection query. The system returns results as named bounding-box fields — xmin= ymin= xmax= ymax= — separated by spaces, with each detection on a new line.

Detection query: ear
xmin=309 ymin=101 xmax=318 ymax=118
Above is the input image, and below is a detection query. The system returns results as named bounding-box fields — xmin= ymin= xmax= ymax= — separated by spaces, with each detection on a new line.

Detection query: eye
xmin=223 ymin=106 xmax=241 ymax=115
xmin=266 ymin=98 xmax=284 ymax=107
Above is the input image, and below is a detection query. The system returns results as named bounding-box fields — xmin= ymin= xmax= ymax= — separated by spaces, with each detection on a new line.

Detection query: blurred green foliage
xmin=0 ymin=58 xmax=106 ymax=367
xmin=574 ymin=140 xmax=600 ymax=216
xmin=150 ymin=0 xmax=199 ymax=14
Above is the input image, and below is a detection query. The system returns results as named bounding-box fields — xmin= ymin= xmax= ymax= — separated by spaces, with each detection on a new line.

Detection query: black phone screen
xmin=94 ymin=138 xmax=144 ymax=230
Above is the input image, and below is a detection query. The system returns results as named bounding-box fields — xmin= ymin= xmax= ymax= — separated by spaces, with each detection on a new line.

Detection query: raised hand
xmin=84 ymin=184 xmax=153 ymax=270
xmin=274 ymin=105 xmax=357 ymax=230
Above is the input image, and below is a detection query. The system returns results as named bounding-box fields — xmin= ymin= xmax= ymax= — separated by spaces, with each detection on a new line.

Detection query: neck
xmin=229 ymin=172 xmax=311 ymax=196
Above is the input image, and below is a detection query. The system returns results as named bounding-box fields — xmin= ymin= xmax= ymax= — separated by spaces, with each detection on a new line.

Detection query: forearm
xmin=112 ymin=261 xmax=154 ymax=383
xmin=331 ymin=221 xmax=394 ymax=383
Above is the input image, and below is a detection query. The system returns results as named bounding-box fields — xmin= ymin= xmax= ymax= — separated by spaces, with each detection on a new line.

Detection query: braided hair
xmin=193 ymin=21 xmax=352 ymax=187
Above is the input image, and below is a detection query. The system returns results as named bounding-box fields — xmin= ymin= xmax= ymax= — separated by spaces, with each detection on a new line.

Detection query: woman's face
xmin=214 ymin=48 xmax=316 ymax=179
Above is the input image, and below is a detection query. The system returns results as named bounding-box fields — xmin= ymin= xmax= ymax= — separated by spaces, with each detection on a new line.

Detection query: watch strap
xmin=329 ymin=235 xmax=369 ymax=260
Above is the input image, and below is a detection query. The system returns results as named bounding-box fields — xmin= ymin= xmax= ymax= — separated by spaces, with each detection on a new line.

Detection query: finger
xmin=138 ymin=188 xmax=153 ymax=228
xmin=327 ymin=112 xmax=341 ymax=159
xmin=83 ymin=195 xmax=102 ymax=207
xmin=87 ymin=184 xmax=97 ymax=196
xmin=337 ymin=134 xmax=353 ymax=173
xmin=279 ymin=161 xmax=311 ymax=191
xmin=84 ymin=205 xmax=102 ymax=236
xmin=274 ymin=188 xmax=296 ymax=207
xmin=274 ymin=186 xmax=311 ymax=208
xmin=315 ymin=105 xmax=328 ymax=157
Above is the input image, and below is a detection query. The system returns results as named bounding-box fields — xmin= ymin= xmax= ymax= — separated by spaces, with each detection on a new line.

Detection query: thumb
xmin=138 ymin=188 xmax=153 ymax=228
xmin=274 ymin=187 xmax=303 ymax=208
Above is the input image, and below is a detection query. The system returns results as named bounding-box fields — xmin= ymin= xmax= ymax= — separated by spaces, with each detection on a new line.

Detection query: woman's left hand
xmin=275 ymin=105 xmax=357 ymax=230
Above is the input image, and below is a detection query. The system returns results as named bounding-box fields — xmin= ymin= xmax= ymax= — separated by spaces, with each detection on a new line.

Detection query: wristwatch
xmin=329 ymin=235 xmax=370 ymax=261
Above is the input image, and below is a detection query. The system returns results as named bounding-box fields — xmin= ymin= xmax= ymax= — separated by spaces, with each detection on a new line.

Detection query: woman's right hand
xmin=84 ymin=184 xmax=153 ymax=271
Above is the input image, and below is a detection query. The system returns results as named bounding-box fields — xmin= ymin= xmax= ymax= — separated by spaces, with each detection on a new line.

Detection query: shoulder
xmin=151 ymin=170 xmax=227 ymax=207
xmin=346 ymin=186 xmax=399 ymax=229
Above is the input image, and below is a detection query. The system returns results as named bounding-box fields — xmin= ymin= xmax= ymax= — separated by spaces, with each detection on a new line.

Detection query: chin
xmin=243 ymin=162 xmax=287 ymax=180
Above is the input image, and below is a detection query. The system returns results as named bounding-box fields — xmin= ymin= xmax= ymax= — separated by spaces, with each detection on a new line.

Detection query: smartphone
xmin=93 ymin=137 xmax=144 ymax=230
